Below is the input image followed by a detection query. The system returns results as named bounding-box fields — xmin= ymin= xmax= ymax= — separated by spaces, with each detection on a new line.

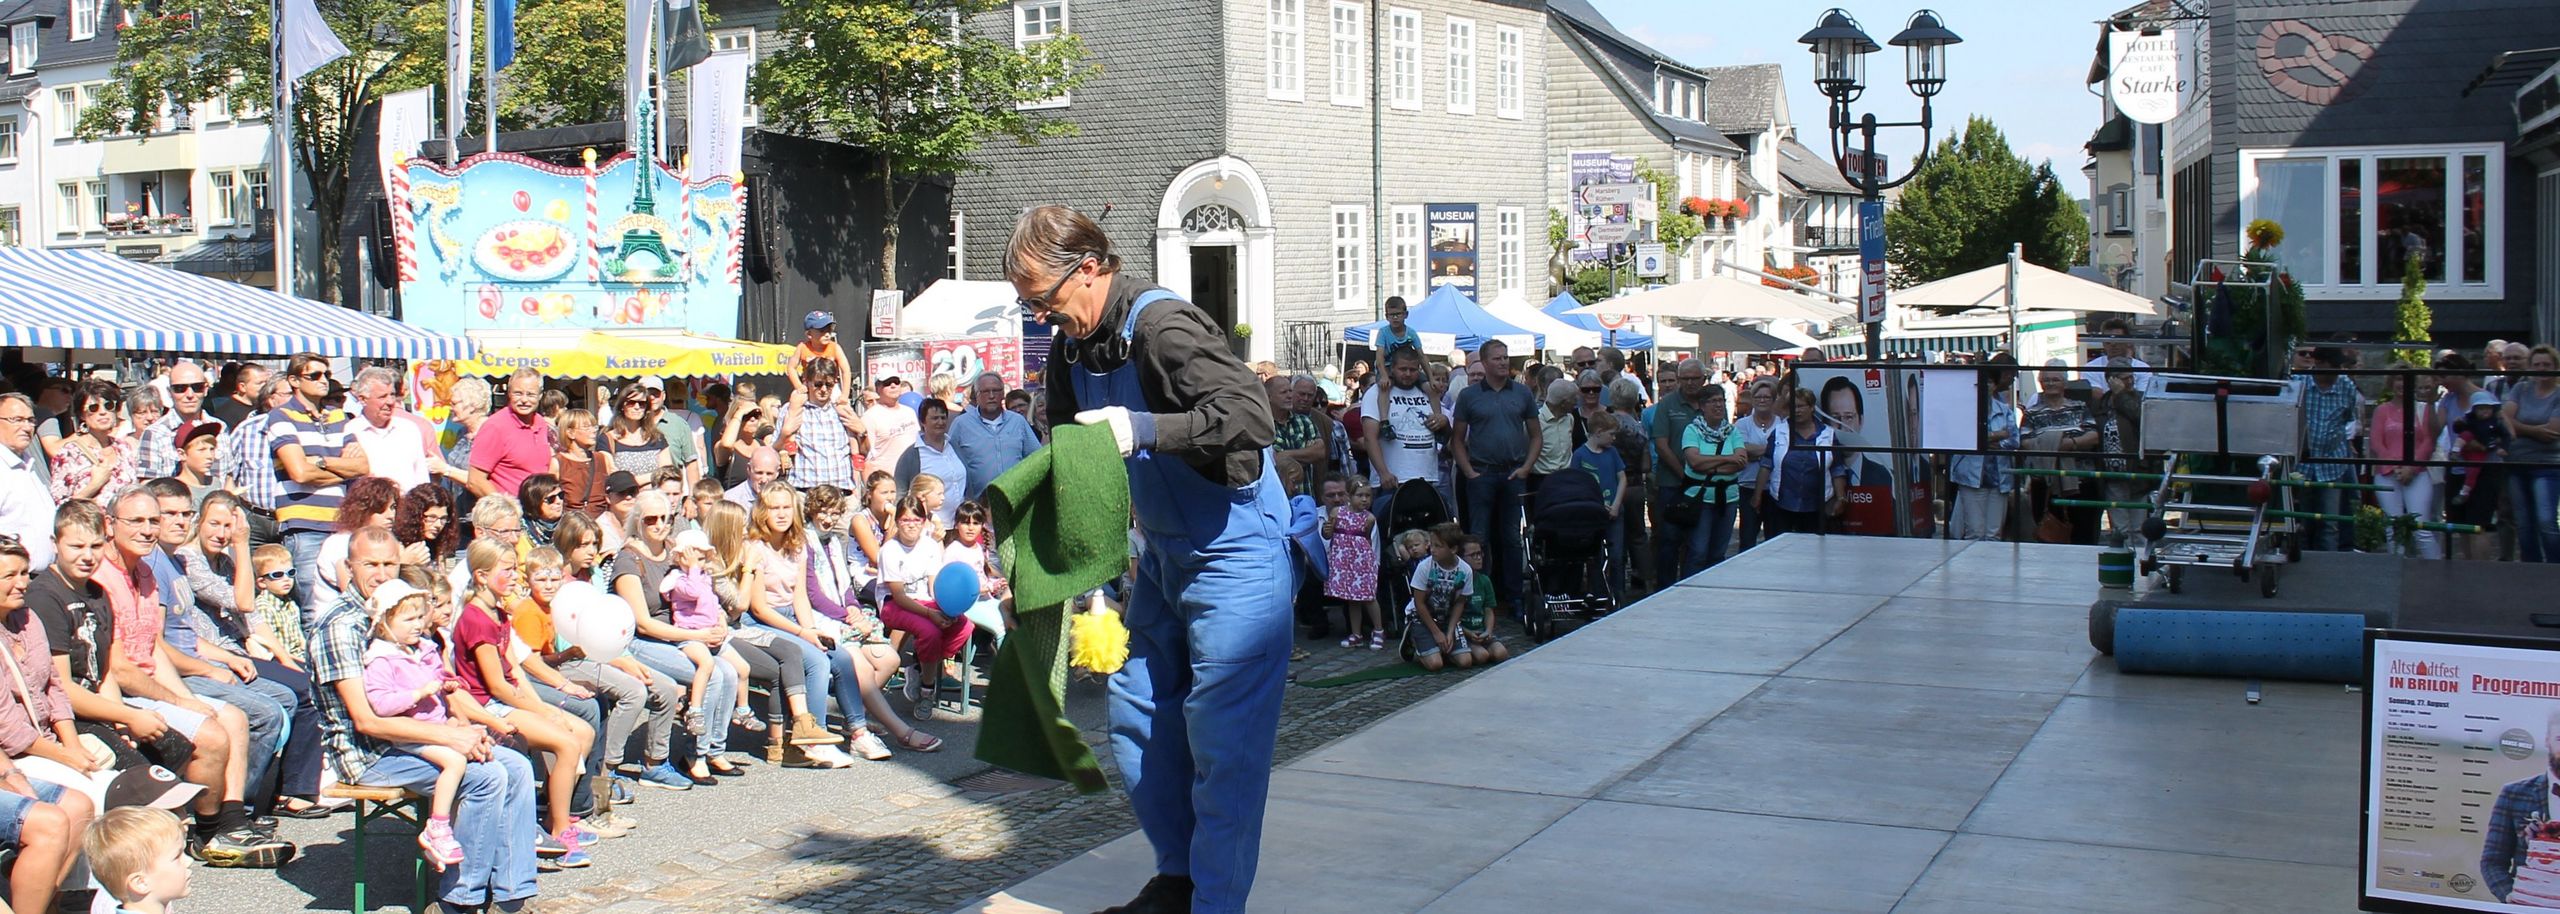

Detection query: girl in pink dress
xmin=1327 ymin=479 xmax=1383 ymax=649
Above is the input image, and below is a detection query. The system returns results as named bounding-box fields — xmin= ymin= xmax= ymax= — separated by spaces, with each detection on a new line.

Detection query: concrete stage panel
xmin=963 ymin=537 xmax=2384 ymax=914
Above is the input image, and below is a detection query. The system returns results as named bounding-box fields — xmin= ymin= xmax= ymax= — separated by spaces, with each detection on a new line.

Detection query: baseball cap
xmin=804 ymin=310 xmax=836 ymax=331
xmin=105 ymin=765 xmax=205 ymax=811
xmin=672 ymin=528 xmax=712 ymax=554
xmin=175 ymin=419 xmax=224 ymax=448
xmin=605 ymin=470 xmax=643 ymax=496
xmin=637 ymin=375 xmax=666 ymax=393
xmin=875 ymin=376 xmax=904 ymax=390
xmin=2471 ymin=390 xmax=2503 ymax=410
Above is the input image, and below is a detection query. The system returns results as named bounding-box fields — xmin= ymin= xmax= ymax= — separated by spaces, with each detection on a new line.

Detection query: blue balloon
xmin=933 ymin=561 xmax=981 ymax=613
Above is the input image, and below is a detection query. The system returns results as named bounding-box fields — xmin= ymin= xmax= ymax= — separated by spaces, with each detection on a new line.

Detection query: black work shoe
xmin=1092 ymin=874 xmax=1194 ymax=914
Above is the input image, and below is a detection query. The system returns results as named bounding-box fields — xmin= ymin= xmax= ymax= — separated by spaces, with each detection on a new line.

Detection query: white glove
xmin=1075 ymin=407 xmax=1137 ymax=457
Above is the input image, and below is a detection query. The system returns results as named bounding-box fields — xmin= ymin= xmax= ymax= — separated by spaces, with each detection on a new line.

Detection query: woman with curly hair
xmin=314 ymin=476 xmax=414 ymax=605
xmin=394 ymin=483 xmax=462 ymax=570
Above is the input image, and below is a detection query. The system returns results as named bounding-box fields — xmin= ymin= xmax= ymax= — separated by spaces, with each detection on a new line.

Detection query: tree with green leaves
xmin=2396 ymin=251 xmax=2433 ymax=366
xmin=1882 ymin=116 xmax=2088 ymax=287
xmin=82 ymin=0 xmax=629 ymax=301
xmin=754 ymin=0 xmax=1094 ymax=286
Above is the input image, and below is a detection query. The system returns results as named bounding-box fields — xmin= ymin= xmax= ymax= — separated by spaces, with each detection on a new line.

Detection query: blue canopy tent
xmin=0 ymin=249 xmax=474 ymax=360
xmin=1342 ymin=283 xmax=1544 ymax=355
xmin=1541 ymin=291 xmax=1655 ymax=350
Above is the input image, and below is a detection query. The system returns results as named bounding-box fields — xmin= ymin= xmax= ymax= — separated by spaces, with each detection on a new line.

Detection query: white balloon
xmin=551 ymin=581 xmax=635 ymax=660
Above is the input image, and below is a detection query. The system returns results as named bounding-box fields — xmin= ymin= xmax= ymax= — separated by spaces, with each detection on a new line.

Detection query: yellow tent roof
xmin=453 ymin=330 xmax=794 ymax=379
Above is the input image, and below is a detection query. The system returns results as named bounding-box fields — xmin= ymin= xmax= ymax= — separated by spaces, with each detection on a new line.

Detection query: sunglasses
xmin=169 ymin=382 xmax=207 ymax=394
xmin=259 ymin=570 xmax=292 ymax=581
xmin=640 ymin=514 xmax=673 ymax=526
xmin=1576 ymin=360 xmax=1596 ymax=368
xmin=1016 ymin=255 xmax=1094 ymax=313
xmin=1581 ymin=387 xmax=1601 ymax=394
xmin=295 ymin=371 xmax=328 ymax=381
xmin=542 ymin=493 xmax=565 ymax=504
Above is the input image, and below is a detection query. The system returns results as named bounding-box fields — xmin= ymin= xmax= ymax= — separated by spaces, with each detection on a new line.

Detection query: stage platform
xmin=964 ymin=535 xmax=2367 ymax=914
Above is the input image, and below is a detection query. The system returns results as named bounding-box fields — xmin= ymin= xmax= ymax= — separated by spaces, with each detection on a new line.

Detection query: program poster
xmin=2365 ymin=635 xmax=2560 ymax=913
xmin=1791 ymin=367 xmax=1930 ymax=537
xmin=1426 ymin=204 xmax=1479 ymax=300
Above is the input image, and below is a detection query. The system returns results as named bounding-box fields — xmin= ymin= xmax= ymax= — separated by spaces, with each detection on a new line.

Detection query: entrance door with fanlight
xmin=1190 ymin=244 xmax=1246 ymax=359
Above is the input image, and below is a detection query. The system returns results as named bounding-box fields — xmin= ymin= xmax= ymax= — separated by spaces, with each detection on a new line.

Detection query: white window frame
xmin=1389 ymin=205 xmax=1423 ymax=302
xmin=2237 ymin=143 xmax=2506 ymax=299
xmin=0 ymin=206 xmax=18 ymax=247
xmin=1266 ymin=0 xmax=1304 ymax=101
xmin=84 ymin=180 xmax=105 ymax=233
xmin=54 ymin=87 xmax=78 ymax=127
xmin=8 ymin=23 xmax=33 ymax=74
xmin=1652 ymin=73 xmax=1665 ymax=114
xmin=1494 ymin=206 xmax=1523 ymax=298
xmin=0 ymin=116 xmax=17 ymax=164
xmin=53 ymin=183 xmax=77 ymax=235
xmin=69 ymin=0 xmax=97 ymax=40
xmin=1387 ymin=8 xmax=1420 ymax=111
xmin=947 ymin=210 xmax=965 ymax=280
xmin=1014 ymin=1 xmax=1070 ymax=110
xmin=209 ymin=170 xmax=239 ymax=225
xmin=1330 ymin=205 xmax=1369 ymax=310
xmin=243 ymin=168 xmax=269 ymax=217
xmin=1443 ymin=17 xmax=1474 ymax=116
xmin=2106 ymin=186 xmax=2131 ymax=233
xmin=1328 ymin=2 xmax=1364 ymax=108
xmin=1493 ymin=26 xmax=1522 ymax=120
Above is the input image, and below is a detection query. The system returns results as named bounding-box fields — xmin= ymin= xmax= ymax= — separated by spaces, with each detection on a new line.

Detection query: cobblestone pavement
xmin=184 ymin=626 xmax=1528 ymax=914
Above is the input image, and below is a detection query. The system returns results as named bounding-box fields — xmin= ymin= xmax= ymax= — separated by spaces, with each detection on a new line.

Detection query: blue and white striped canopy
xmin=0 ymin=248 xmax=473 ymax=360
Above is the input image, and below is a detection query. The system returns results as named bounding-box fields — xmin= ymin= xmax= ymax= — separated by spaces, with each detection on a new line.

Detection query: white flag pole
xmin=272 ymin=0 xmax=293 ymax=296
xmin=482 ymin=0 xmax=497 ymax=156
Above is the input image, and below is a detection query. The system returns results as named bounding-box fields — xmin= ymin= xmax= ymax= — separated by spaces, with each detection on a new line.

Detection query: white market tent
xmin=1892 ymin=260 xmax=2161 ymax=316
xmin=900 ymin=279 xmax=1022 ymax=339
xmin=1568 ymin=272 xmax=1850 ymax=325
xmin=1479 ymin=290 xmax=1599 ymax=351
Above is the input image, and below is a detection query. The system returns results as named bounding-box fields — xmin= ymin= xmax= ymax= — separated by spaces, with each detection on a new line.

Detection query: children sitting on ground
xmin=1325 ymin=478 xmax=1383 ymax=650
xmin=87 ymin=807 xmax=191 ymax=914
xmin=248 ymin=544 xmax=307 ymax=666
xmin=1456 ymin=538 xmax=1512 ymax=665
xmin=357 ymin=581 xmax=472 ymax=871
xmin=1404 ymin=523 xmax=1475 ymax=672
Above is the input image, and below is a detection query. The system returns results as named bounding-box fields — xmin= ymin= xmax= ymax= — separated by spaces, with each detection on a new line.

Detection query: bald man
xmin=138 ymin=361 xmax=215 ymax=478
xmin=725 ymin=445 xmax=782 ymax=507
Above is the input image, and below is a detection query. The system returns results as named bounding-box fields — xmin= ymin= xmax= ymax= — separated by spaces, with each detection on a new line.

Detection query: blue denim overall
xmin=1072 ymin=290 xmax=1294 ymax=913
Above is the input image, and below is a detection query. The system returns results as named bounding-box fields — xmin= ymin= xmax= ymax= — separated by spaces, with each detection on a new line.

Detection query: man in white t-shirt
xmin=1360 ymin=347 xmax=1446 ymax=493
xmin=348 ymin=366 xmax=462 ymax=492
xmin=862 ymin=376 xmax=920 ymax=475
xmin=2083 ymin=317 xmax=2162 ymax=394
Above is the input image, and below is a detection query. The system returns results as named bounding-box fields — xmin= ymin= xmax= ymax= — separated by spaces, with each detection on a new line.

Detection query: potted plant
xmin=1680 ymin=196 xmax=1711 ymax=218
xmin=1728 ymin=198 xmax=1752 ymax=226
xmin=2352 ymin=504 xmax=2388 ymax=553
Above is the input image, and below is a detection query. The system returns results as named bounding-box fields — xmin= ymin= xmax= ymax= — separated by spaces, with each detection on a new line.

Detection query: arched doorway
xmin=1157 ymin=157 xmax=1275 ymax=362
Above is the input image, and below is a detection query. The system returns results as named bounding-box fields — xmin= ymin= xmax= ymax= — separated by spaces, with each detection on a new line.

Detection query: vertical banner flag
xmin=280 ymin=0 xmax=350 ymax=80
xmin=625 ymin=0 xmax=654 ymax=150
xmin=1859 ymin=198 xmax=1887 ymax=325
xmin=446 ymin=0 xmax=473 ymax=151
xmin=663 ymin=0 xmax=710 ymax=73
xmin=491 ymin=0 xmax=518 ymax=70
xmin=377 ymin=88 xmax=434 ymax=282
xmin=685 ymin=51 xmax=751 ymax=181
xmin=1425 ymin=204 xmax=1479 ymax=301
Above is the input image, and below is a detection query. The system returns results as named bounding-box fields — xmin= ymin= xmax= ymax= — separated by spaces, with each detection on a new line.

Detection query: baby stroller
xmin=1374 ymin=479 xmax=1453 ymax=639
xmin=1524 ymin=469 xmax=1617 ymax=641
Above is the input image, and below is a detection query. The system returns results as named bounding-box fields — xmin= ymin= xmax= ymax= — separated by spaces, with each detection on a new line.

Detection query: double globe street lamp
xmin=1797 ymin=7 xmax=1958 ymax=536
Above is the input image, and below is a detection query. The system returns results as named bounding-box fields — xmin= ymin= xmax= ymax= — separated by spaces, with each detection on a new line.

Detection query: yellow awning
xmin=453 ymin=330 xmax=792 ymax=379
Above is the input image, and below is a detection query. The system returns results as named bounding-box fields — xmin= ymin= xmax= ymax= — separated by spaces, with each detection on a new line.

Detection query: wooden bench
xmin=324 ymin=783 xmax=431 ymax=913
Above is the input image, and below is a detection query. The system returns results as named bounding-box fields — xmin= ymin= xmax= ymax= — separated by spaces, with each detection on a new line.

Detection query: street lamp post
xmin=1799 ymin=7 xmax=1959 ymax=537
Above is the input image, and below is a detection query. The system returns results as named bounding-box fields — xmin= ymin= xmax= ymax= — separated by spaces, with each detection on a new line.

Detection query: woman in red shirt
xmin=2370 ymin=363 xmax=2442 ymax=559
xmin=453 ymin=538 xmax=600 ymax=865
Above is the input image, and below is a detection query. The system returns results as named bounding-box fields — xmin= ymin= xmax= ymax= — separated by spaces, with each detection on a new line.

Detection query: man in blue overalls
xmin=1004 ymin=205 xmax=1290 ymax=914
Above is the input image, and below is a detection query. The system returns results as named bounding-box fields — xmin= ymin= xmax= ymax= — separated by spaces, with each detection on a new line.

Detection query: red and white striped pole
xmin=727 ymin=173 xmax=745 ymax=287
xmin=581 ymin=148 xmax=603 ymax=281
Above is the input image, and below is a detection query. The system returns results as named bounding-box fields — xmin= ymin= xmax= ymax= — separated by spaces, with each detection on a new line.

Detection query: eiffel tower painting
xmin=606 ymin=98 xmax=678 ymax=281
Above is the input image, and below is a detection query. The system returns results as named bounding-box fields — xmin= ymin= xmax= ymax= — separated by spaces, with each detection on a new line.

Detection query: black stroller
xmin=1373 ymin=479 xmax=1453 ymax=641
xmin=1524 ymin=469 xmax=1618 ymax=641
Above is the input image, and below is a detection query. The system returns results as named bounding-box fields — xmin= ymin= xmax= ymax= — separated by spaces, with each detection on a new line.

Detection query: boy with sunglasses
xmin=247 ymin=545 xmax=305 ymax=667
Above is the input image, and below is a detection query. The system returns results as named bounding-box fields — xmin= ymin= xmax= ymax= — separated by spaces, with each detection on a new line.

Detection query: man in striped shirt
xmin=264 ymin=354 xmax=368 ymax=610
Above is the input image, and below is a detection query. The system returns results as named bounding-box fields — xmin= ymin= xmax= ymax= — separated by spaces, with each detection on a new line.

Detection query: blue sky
xmin=1588 ymin=0 xmax=2125 ymax=196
